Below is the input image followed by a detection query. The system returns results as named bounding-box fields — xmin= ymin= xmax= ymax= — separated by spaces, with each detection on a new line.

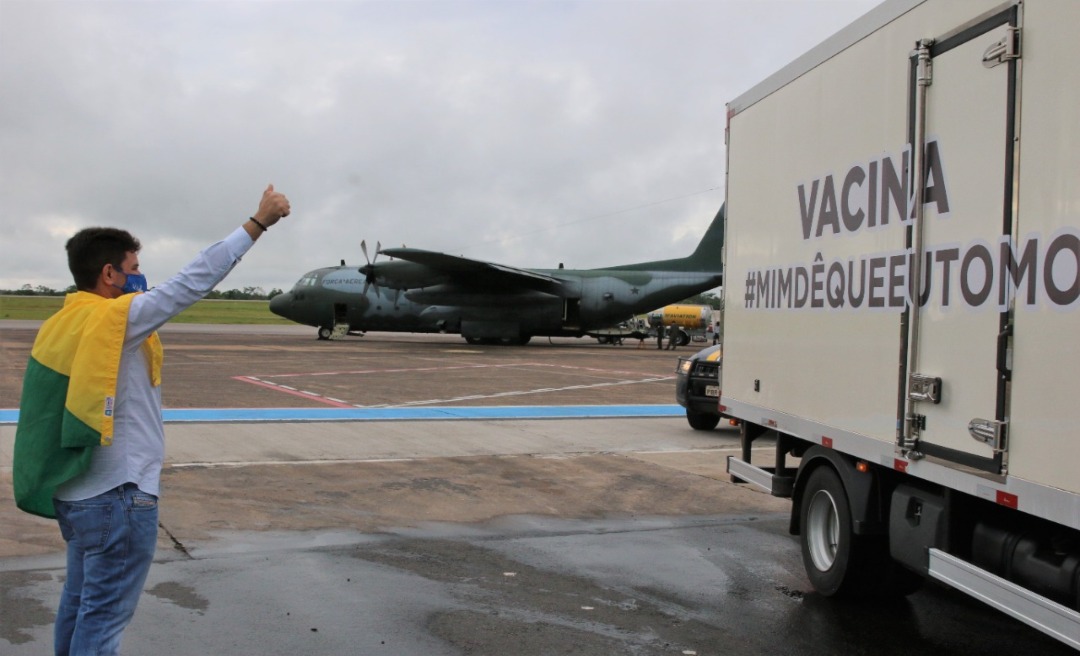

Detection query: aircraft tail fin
xmin=608 ymin=204 xmax=724 ymax=273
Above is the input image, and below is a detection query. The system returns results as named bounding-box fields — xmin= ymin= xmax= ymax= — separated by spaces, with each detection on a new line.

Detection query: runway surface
xmin=1 ymin=321 xmax=686 ymax=415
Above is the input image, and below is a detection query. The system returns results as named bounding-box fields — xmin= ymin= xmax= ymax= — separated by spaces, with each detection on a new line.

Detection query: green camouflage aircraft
xmin=269 ymin=205 xmax=724 ymax=344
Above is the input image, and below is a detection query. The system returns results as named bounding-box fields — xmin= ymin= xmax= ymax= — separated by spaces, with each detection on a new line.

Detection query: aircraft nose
xmin=269 ymin=291 xmax=292 ymax=318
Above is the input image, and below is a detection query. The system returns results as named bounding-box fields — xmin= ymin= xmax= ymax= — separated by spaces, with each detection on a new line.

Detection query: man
xmin=666 ymin=322 xmax=679 ymax=350
xmin=655 ymin=322 xmax=664 ymax=350
xmin=13 ymin=184 xmax=290 ymax=655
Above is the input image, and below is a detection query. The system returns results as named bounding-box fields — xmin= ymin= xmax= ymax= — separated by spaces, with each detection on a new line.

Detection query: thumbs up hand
xmin=253 ymin=184 xmax=291 ymax=228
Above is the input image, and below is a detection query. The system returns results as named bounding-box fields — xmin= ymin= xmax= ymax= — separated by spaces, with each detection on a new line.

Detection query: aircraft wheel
xmin=465 ymin=336 xmax=482 ymax=345
xmin=317 ymin=326 xmax=333 ymax=340
xmin=516 ymin=335 xmax=531 ymax=345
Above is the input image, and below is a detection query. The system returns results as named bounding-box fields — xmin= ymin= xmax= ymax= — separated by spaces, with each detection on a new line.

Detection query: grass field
xmin=0 ymin=295 xmax=293 ymax=325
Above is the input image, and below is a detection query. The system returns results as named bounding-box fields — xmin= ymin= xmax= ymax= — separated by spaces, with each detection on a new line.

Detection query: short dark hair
xmin=65 ymin=227 xmax=141 ymax=291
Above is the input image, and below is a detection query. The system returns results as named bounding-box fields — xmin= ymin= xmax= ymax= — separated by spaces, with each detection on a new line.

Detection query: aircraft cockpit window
xmin=294 ymin=275 xmax=318 ymax=289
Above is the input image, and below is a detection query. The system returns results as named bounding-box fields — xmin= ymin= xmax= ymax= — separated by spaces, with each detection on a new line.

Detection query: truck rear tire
xmin=800 ymin=465 xmax=853 ymax=596
xmin=799 ymin=465 xmax=923 ymax=598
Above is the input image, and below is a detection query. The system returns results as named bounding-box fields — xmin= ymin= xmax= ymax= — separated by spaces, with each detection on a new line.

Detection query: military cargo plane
xmin=269 ymin=205 xmax=724 ymax=344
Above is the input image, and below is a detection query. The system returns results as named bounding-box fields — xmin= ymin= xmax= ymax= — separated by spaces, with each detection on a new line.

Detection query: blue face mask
xmin=115 ymin=271 xmax=148 ymax=294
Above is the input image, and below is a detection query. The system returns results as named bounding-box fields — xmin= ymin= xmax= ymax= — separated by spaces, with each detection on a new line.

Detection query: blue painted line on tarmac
xmin=0 ymin=405 xmax=683 ymax=425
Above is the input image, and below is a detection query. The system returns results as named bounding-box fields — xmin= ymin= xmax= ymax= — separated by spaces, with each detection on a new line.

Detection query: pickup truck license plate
xmin=705 ymin=385 xmax=719 ymax=398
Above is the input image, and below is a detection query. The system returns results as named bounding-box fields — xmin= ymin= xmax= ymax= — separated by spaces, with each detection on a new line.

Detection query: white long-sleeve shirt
xmin=55 ymin=227 xmax=255 ymax=501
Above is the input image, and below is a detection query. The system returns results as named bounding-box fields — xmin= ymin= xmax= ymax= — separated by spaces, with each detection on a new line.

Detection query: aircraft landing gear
xmin=318 ymin=322 xmax=350 ymax=340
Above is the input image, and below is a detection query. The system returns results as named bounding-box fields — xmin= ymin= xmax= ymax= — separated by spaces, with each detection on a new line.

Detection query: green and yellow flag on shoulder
xmin=13 ymin=292 xmax=162 ymax=518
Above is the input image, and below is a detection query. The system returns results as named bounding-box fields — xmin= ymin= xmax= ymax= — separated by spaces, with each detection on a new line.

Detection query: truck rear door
xmin=903 ymin=6 xmax=1020 ymax=473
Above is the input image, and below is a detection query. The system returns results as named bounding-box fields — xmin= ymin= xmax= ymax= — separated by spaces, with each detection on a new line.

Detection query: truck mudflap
xmin=928 ymin=549 xmax=1080 ymax=649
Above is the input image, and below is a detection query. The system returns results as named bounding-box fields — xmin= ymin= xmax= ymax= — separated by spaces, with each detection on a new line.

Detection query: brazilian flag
xmin=13 ymin=292 xmax=160 ymax=518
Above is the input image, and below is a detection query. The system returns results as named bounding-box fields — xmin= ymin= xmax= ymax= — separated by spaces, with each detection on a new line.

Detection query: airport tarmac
xmin=0 ymin=323 xmax=1073 ymax=654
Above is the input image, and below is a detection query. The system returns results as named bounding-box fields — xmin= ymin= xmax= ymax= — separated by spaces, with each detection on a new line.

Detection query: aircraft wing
xmin=378 ymin=248 xmax=566 ymax=293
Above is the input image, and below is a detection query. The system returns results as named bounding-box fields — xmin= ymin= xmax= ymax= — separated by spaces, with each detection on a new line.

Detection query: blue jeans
xmin=53 ymin=483 xmax=159 ymax=656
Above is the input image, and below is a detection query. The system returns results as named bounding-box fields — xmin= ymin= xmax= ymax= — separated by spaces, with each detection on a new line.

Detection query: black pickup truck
xmin=674 ymin=344 xmax=725 ymax=430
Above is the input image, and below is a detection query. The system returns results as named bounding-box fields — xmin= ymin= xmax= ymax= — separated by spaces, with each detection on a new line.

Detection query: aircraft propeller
xmin=359 ymin=239 xmax=381 ymax=296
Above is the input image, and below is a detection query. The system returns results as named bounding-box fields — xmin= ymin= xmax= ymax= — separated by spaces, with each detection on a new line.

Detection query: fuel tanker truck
xmin=720 ymin=0 xmax=1080 ymax=647
xmin=648 ymin=304 xmax=714 ymax=345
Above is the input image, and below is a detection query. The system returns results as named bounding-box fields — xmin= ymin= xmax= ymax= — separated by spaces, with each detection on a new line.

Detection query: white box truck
xmin=722 ymin=0 xmax=1080 ymax=647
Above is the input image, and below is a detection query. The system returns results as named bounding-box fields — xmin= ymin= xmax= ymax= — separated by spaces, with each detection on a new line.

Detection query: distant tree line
xmin=679 ymin=291 xmax=722 ymax=309
xmin=1 ymin=284 xmax=284 ymax=300
xmin=204 ymin=287 xmax=285 ymax=301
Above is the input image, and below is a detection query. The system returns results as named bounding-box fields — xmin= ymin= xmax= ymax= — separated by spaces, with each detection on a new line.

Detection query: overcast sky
xmin=0 ymin=0 xmax=879 ymax=295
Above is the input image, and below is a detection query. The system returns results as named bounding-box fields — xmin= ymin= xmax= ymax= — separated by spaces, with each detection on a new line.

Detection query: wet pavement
xmin=4 ymin=510 xmax=1073 ymax=655
xmin=0 ymin=323 xmax=1075 ymax=654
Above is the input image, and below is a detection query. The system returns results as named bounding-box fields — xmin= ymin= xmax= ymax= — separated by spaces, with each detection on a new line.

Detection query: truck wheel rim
xmin=806 ymin=489 xmax=840 ymax=572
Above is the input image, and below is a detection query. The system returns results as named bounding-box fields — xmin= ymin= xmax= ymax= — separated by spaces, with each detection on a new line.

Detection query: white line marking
xmin=355 ymin=376 xmax=675 ymax=408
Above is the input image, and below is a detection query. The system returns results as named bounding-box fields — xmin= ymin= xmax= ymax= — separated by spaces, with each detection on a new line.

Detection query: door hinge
xmin=983 ymin=26 xmax=1020 ymax=68
xmin=898 ymin=413 xmax=926 ymax=460
xmin=908 ymin=412 xmax=927 ymax=433
xmin=915 ymin=38 xmax=934 ymax=86
xmin=997 ymin=324 xmax=1013 ymax=381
